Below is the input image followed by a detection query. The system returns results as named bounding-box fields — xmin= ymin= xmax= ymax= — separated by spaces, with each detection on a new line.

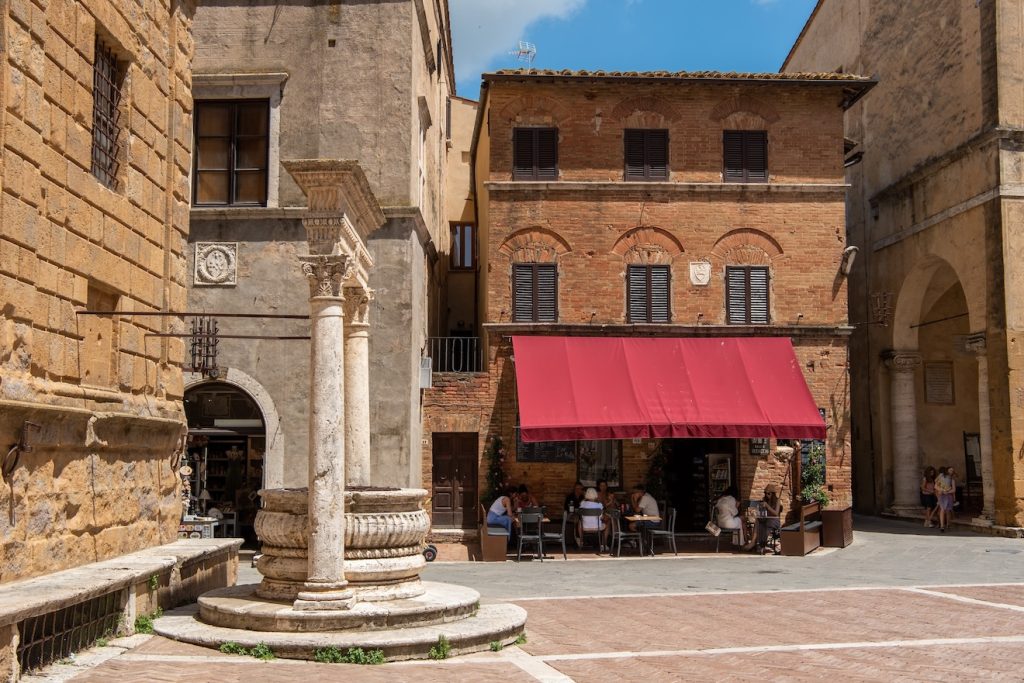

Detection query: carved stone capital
xmin=964 ymin=332 xmax=987 ymax=356
xmin=299 ymin=254 xmax=352 ymax=299
xmin=342 ymin=286 xmax=373 ymax=326
xmin=882 ymin=350 xmax=921 ymax=373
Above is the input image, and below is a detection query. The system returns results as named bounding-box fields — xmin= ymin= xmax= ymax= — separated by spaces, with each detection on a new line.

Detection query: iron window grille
xmin=627 ymin=264 xmax=671 ymax=323
xmin=90 ymin=38 xmax=124 ymax=189
xmin=17 ymin=590 xmax=123 ymax=673
xmin=726 ymin=266 xmax=770 ymax=324
xmin=512 ymin=263 xmax=557 ymax=322
xmin=624 ymin=129 xmax=669 ymax=180
xmin=193 ymin=100 xmax=270 ymax=206
xmin=723 ymin=130 xmax=768 ymax=183
xmin=512 ymin=127 xmax=558 ymax=180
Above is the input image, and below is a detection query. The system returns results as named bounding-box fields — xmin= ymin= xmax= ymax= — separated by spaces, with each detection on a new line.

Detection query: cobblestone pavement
xmin=22 ymin=516 xmax=1024 ymax=682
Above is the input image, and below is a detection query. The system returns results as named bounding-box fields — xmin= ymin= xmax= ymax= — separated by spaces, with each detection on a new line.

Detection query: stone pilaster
xmin=966 ymin=333 xmax=996 ymax=524
xmin=343 ymin=286 xmax=373 ymax=488
xmin=293 ymin=254 xmax=355 ymax=611
xmin=884 ymin=351 xmax=922 ymax=514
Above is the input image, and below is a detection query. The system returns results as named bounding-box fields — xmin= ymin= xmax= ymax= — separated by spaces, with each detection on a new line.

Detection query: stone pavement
xmin=22 ymin=516 xmax=1024 ymax=682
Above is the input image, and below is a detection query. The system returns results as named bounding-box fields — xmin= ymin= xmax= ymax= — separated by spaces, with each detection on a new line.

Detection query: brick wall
xmin=0 ymin=0 xmax=194 ymax=583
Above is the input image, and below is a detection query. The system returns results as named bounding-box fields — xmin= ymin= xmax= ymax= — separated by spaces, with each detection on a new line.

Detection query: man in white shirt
xmin=629 ymin=483 xmax=660 ymax=532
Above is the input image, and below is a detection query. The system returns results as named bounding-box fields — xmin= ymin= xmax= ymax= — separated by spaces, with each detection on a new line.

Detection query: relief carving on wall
xmin=689 ymin=260 xmax=712 ymax=286
xmin=194 ymin=243 xmax=238 ymax=286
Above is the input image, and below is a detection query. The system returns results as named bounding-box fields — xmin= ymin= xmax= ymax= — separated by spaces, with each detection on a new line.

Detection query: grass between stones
xmin=313 ymin=646 xmax=386 ymax=665
xmin=428 ymin=635 xmax=451 ymax=660
xmin=133 ymin=608 xmax=163 ymax=634
xmin=218 ymin=642 xmax=276 ymax=660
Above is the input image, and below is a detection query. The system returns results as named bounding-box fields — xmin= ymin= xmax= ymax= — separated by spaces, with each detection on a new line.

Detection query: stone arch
xmin=610 ymin=95 xmax=681 ymax=127
xmin=498 ymin=227 xmax=572 ymax=263
xmin=612 ymin=226 xmax=685 ymax=265
xmin=891 ymin=254 xmax=981 ymax=350
xmin=709 ymin=94 xmax=781 ymax=124
xmin=496 ymin=93 xmax=573 ymax=127
xmin=184 ymin=367 xmax=285 ymax=488
xmin=710 ymin=228 xmax=784 ymax=265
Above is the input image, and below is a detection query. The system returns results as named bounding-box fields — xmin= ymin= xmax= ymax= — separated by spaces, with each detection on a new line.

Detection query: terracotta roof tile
xmin=486 ymin=68 xmax=871 ymax=83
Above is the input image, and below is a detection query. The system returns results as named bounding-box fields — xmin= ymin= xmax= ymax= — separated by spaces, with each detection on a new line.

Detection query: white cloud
xmin=450 ymin=0 xmax=586 ymax=86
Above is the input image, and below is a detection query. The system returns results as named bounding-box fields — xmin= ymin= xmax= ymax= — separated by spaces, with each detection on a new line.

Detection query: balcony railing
xmin=426 ymin=336 xmax=482 ymax=373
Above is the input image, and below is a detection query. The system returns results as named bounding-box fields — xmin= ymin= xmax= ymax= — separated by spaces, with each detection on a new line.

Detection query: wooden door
xmin=431 ymin=433 xmax=478 ymax=528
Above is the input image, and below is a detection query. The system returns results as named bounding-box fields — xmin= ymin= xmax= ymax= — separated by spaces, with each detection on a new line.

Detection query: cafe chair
xmin=542 ymin=513 xmax=568 ymax=560
xmin=648 ymin=507 xmax=677 ymax=555
xmin=578 ymin=508 xmax=606 ymax=553
xmin=609 ymin=510 xmax=643 ymax=556
xmin=517 ymin=511 xmax=545 ymax=562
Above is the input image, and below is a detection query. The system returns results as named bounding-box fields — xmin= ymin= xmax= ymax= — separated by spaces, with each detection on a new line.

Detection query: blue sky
xmin=450 ymin=0 xmax=819 ymax=98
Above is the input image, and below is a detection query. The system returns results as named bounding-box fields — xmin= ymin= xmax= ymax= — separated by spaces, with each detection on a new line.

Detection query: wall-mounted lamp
xmin=840 ymin=246 xmax=859 ymax=275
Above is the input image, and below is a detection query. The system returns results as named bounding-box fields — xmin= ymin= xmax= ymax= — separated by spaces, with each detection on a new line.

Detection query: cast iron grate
xmin=17 ymin=590 xmax=123 ymax=672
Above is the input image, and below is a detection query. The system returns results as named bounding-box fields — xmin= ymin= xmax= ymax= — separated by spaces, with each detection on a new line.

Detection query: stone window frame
xmin=90 ymin=35 xmax=128 ymax=191
xmin=191 ymin=73 xmax=287 ymax=208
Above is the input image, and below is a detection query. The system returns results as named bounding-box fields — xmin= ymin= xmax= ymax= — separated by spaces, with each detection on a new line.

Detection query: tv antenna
xmin=510 ymin=41 xmax=537 ymax=66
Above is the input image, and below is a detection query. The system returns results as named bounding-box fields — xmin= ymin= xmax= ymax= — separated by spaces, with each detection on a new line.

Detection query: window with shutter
xmin=726 ymin=266 xmax=770 ymax=324
xmin=512 ymin=127 xmax=558 ymax=180
xmin=513 ymin=263 xmax=558 ymax=322
xmin=627 ymin=265 xmax=671 ymax=323
xmin=723 ymin=131 xmax=768 ymax=183
xmin=624 ymin=129 xmax=668 ymax=180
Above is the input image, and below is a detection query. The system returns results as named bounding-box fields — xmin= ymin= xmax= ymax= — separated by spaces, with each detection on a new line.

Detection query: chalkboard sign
xmin=514 ymin=428 xmax=576 ymax=463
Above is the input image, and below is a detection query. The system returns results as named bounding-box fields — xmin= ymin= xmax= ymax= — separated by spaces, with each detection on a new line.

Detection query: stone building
xmin=785 ymin=0 xmax=1024 ymax=528
xmin=422 ymin=69 xmax=874 ymax=537
xmin=183 ymin=0 xmax=456 ymax=522
xmin=0 ymin=0 xmax=195 ymax=583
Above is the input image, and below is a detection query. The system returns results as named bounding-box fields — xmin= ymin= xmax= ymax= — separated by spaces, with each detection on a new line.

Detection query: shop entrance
xmin=662 ymin=439 xmax=738 ymax=532
xmin=183 ymin=382 xmax=266 ymax=544
xmin=431 ymin=433 xmax=479 ymax=529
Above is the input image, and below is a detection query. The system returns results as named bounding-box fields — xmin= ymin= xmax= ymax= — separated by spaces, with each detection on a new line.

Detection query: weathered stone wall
xmin=0 ymin=0 xmax=194 ymax=583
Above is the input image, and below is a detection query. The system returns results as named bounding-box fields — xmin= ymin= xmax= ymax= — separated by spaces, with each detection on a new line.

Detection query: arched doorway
xmin=183 ymin=382 xmax=266 ymax=544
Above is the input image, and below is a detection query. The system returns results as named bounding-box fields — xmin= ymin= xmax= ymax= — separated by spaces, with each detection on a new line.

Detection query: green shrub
xmin=428 ymin=635 xmax=451 ymax=660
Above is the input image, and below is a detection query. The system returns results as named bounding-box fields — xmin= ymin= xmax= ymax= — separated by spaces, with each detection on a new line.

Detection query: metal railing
xmin=426 ymin=337 xmax=482 ymax=373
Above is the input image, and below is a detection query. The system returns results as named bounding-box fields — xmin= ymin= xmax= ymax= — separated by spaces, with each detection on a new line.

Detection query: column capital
xmin=965 ymin=332 xmax=987 ymax=356
xmin=299 ymin=254 xmax=353 ymax=299
xmin=882 ymin=350 xmax=921 ymax=372
xmin=342 ymin=286 xmax=374 ymax=327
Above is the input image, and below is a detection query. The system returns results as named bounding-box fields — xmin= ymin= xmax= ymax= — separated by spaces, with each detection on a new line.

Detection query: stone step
xmin=154 ymin=601 xmax=527 ymax=661
xmin=197 ymin=581 xmax=481 ymax=632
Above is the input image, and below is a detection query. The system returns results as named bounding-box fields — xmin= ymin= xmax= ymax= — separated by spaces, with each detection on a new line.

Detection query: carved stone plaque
xmin=194 ymin=243 xmax=238 ymax=286
xmin=689 ymin=261 xmax=711 ymax=286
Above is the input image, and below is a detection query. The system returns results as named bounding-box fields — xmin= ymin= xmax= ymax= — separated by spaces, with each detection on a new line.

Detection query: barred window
xmin=91 ymin=38 xmax=125 ymax=189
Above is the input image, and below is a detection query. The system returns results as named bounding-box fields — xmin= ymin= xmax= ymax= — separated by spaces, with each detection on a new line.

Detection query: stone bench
xmin=0 ymin=538 xmax=241 ymax=681
xmin=780 ymin=501 xmax=823 ymax=557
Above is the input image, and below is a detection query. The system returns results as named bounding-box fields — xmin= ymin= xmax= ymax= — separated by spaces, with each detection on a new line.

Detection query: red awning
xmin=512 ymin=336 xmax=826 ymax=442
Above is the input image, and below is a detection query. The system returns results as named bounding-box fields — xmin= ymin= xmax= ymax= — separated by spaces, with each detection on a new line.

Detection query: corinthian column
xmin=966 ymin=333 xmax=995 ymax=522
xmin=884 ymin=351 xmax=922 ymax=514
xmin=293 ymin=255 xmax=355 ymax=611
xmin=343 ymin=286 xmax=373 ymax=488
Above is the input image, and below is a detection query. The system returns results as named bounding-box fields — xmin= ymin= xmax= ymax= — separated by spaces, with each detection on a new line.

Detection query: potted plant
xmin=803 ymin=443 xmax=853 ymax=547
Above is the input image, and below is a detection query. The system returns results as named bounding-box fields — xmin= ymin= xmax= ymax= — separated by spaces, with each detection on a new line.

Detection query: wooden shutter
xmin=512 ymin=264 xmax=535 ymax=321
xmin=726 ymin=267 xmax=748 ymax=324
xmin=627 ymin=265 xmax=649 ymax=322
xmin=723 ymin=131 xmax=745 ymax=182
xmin=744 ymin=131 xmax=768 ymax=182
xmin=535 ymin=129 xmax=558 ymax=180
xmin=649 ymin=265 xmax=670 ymax=322
xmin=646 ymin=130 xmax=668 ymax=179
xmin=535 ymin=264 xmax=558 ymax=321
xmin=748 ymin=266 xmax=769 ymax=323
xmin=513 ymin=129 xmax=535 ymax=179
xmin=624 ymin=130 xmax=646 ymax=180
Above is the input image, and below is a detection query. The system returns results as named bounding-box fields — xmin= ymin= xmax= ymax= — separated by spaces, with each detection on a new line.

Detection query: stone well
xmin=254 ymin=487 xmax=429 ymax=602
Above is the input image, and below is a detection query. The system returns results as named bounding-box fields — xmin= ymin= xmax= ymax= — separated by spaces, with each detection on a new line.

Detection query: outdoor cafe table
xmin=625 ymin=515 xmax=661 ymax=556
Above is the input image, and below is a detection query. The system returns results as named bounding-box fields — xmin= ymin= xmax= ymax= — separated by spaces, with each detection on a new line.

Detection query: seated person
xmin=596 ymin=479 xmax=618 ymax=510
xmin=762 ymin=483 xmax=782 ymax=532
xmin=515 ymin=484 xmax=539 ymax=510
xmin=629 ymin=483 xmax=660 ymax=532
xmin=564 ymin=481 xmax=585 ymax=512
xmin=577 ymin=487 xmax=609 ymax=550
xmin=716 ymin=486 xmax=754 ymax=549
xmin=486 ymin=489 xmax=516 ymax=538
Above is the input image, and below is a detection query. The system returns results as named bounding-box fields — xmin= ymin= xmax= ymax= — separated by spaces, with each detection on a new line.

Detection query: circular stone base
xmin=198 ymin=581 xmax=480 ymax=633
xmin=155 ymin=598 xmax=526 ymax=662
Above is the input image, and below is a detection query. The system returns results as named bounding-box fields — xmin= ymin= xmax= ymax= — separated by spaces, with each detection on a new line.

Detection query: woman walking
xmin=920 ymin=466 xmax=938 ymax=528
xmin=934 ymin=466 xmax=956 ymax=532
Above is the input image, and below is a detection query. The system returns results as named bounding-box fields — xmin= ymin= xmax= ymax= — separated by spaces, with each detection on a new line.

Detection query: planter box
xmin=820 ymin=507 xmax=854 ymax=548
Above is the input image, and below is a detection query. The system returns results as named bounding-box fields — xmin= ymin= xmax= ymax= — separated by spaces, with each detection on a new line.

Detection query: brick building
xmin=785 ymin=0 xmax=1024 ymax=529
xmin=423 ymin=69 xmax=874 ymax=539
